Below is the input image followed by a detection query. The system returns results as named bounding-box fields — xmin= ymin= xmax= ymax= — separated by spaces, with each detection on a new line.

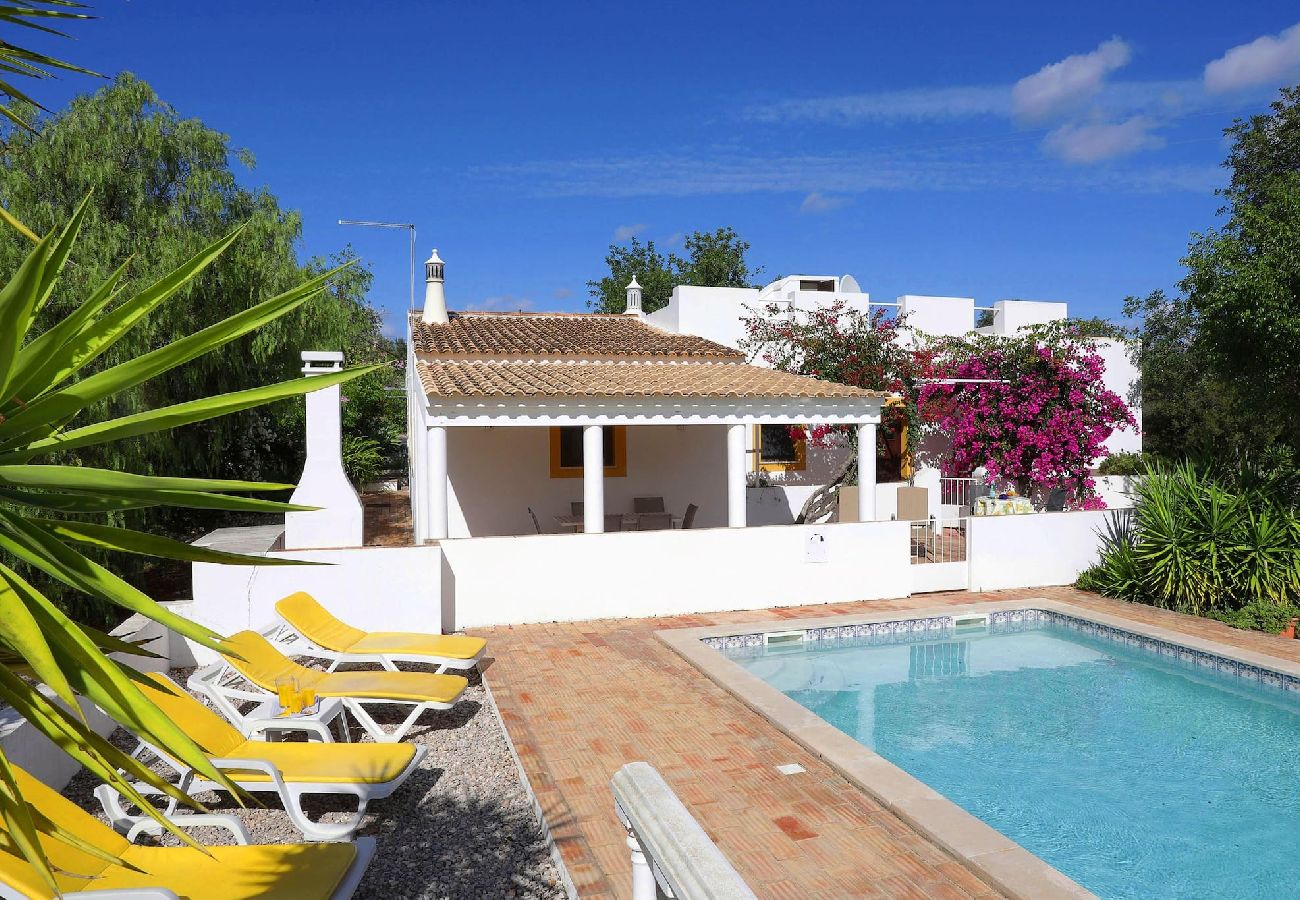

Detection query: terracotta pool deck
xmin=480 ymin=587 xmax=1300 ymax=898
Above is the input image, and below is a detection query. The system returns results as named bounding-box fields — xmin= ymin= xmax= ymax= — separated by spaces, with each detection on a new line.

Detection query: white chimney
xmin=624 ymin=274 xmax=642 ymax=316
xmin=283 ymin=351 xmax=364 ymax=549
xmin=421 ymin=248 xmax=448 ymax=324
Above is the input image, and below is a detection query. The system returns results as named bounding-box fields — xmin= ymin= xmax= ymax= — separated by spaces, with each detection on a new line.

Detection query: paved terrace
xmin=480 ymin=587 xmax=1300 ymax=899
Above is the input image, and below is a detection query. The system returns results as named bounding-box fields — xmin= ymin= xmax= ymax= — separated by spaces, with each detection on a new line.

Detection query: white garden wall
xmin=438 ymin=520 xmax=911 ymax=629
xmin=187 ymin=543 xmax=443 ymax=664
xmin=967 ymin=509 xmax=1124 ymax=591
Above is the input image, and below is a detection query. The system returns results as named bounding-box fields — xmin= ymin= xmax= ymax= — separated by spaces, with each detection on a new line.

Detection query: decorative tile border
xmin=704 ymin=606 xmax=1300 ymax=697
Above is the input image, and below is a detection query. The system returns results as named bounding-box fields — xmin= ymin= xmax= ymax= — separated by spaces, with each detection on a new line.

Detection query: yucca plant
xmin=0 ymin=2 xmax=99 ymax=131
xmin=1082 ymin=459 xmax=1300 ymax=615
xmin=0 ymin=198 xmax=377 ymax=893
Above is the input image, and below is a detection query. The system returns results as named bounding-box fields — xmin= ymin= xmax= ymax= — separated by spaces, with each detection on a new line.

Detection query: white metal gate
xmin=908 ymin=516 xmax=969 ymax=593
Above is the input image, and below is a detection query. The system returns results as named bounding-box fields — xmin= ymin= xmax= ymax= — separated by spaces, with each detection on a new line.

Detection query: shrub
xmin=1097 ymin=451 xmax=1146 ymax=476
xmin=1204 ymin=601 xmax=1300 ymax=634
xmin=1079 ymin=460 xmax=1300 ymax=615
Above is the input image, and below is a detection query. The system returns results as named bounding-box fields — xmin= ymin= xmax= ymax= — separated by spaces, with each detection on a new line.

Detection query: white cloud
xmin=799 ymin=191 xmax=849 ymax=214
xmin=1012 ymin=38 xmax=1132 ymax=122
xmin=1041 ymin=116 xmax=1164 ymax=164
xmin=1204 ymin=22 xmax=1300 ymax=93
xmin=746 ymin=85 xmax=1010 ymax=124
xmin=612 ymin=223 xmax=647 ymax=242
xmin=476 ymin=149 xmax=1215 ymax=197
xmin=463 ymin=295 xmax=535 ymax=312
xmin=661 ymin=232 xmax=684 ymax=247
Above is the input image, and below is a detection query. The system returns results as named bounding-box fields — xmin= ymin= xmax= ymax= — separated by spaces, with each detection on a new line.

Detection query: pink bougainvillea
xmin=918 ymin=324 xmax=1136 ymax=508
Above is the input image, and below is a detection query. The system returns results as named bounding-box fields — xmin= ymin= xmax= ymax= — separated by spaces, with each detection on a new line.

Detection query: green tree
xmin=0 ymin=75 xmax=400 ymax=607
xmin=587 ymin=226 xmax=762 ymax=313
xmin=1178 ymin=85 xmax=1300 ymax=456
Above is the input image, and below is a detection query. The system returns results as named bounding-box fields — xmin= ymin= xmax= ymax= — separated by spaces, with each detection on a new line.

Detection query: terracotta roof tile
xmin=416 ymin=360 xmax=881 ymax=399
xmin=410 ymin=311 xmax=742 ymax=359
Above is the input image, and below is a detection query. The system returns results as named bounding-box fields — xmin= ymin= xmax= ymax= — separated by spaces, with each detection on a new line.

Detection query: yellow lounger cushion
xmin=276 ymin=591 xmax=486 ymax=659
xmin=349 ymin=630 xmax=486 ymax=659
xmin=0 ymin=767 xmax=357 ymax=900
xmin=218 ymin=741 xmax=417 ymax=784
xmin=224 ymin=631 xmax=468 ymax=704
xmin=136 ymin=673 xmax=419 ymax=781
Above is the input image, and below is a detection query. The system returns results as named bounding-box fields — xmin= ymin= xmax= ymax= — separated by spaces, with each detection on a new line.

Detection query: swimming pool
xmin=718 ymin=609 xmax=1300 ymax=899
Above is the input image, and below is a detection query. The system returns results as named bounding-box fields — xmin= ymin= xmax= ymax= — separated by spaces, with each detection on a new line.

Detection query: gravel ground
xmin=64 ymin=668 xmax=568 ymax=900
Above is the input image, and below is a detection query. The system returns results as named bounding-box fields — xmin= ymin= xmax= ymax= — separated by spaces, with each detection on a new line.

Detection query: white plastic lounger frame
xmin=97 ymin=734 xmax=426 ymax=842
xmin=187 ymin=660 xmax=454 ymax=744
xmin=18 ymin=838 xmax=377 ymax=900
xmin=264 ymin=621 xmax=485 ymax=674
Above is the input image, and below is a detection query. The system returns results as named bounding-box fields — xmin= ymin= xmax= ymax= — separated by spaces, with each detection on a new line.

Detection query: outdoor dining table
xmin=972 ymin=496 xmax=1036 ymax=516
xmin=554 ymin=513 xmax=683 ymax=532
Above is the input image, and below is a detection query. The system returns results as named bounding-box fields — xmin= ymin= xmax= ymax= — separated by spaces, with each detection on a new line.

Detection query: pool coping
xmin=657 ymin=597 xmax=1300 ymax=900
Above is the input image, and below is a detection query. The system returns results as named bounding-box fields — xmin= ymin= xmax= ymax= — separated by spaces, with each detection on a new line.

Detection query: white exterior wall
xmin=967 ymin=509 xmax=1123 ymax=591
xmin=440 ymin=520 xmax=911 ymax=629
xmin=187 ymin=544 xmax=444 ymax=664
xmin=446 ymin=424 xmax=729 ymax=537
xmin=1094 ymin=338 xmax=1142 ymax=460
xmin=899 ymin=295 xmax=976 ymax=338
xmin=992 ymin=299 xmax=1068 ymax=334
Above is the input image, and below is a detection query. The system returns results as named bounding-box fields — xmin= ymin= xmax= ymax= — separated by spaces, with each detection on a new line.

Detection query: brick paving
xmin=479 ymin=587 xmax=1300 ymax=898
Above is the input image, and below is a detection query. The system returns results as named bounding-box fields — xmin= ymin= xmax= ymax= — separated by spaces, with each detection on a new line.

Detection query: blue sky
xmin=23 ymin=1 xmax=1300 ymax=335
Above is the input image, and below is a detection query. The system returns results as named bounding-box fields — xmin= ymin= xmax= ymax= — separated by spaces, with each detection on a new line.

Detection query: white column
xmin=857 ymin=422 xmax=877 ymax=523
xmin=427 ymin=424 xmax=448 ymax=540
xmin=583 ymin=424 xmax=605 ymax=533
xmin=726 ymin=423 xmax=747 ymax=528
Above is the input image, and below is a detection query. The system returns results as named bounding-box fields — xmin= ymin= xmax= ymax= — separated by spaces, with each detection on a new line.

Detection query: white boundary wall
xmin=440 ymin=521 xmax=910 ymax=629
xmin=188 ymin=544 xmax=444 ymax=664
xmin=967 ymin=510 xmax=1122 ymax=591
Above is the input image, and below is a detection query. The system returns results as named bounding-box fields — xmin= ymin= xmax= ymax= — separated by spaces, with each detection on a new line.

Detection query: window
xmin=755 ymin=424 xmax=806 ymax=472
xmin=549 ymin=426 xmax=627 ymax=478
xmin=798 ymin=279 xmax=835 ymax=292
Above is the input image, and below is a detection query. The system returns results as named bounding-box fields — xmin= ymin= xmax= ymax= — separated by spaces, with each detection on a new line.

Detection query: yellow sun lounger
xmin=193 ymin=630 xmax=468 ymax=743
xmin=0 ymin=765 xmax=374 ymax=900
xmin=269 ymin=592 xmax=486 ymax=673
xmin=96 ymin=674 xmax=425 ymax=842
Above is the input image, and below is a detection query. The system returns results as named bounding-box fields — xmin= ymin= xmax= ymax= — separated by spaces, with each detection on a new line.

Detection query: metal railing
xmin=612 ymin=762 xmax=756 ymax=900
xmin=939 ymin=477 xmax=977 ymax=512
xmin=908 ymin=517 xmax=968 ymax=565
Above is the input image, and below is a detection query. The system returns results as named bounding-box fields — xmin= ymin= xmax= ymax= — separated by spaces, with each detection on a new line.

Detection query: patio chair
xmin=269 ymin=592 xmax=486 ymax=674
xmin=633 ymin=496 xmax=665 ymax=513
xmin=195 ymin=630 xmax=468 ymax=744
xmin=1045 ymin=487 xmax=1068 ymax=511
xmin=636 ymin=512 xmax=673 ymax=531
xmin=681 ymin=503 xmax=699 ymax=530
xmin=571 ymin=501 xmax=584 ymax=517
xmin=96 ymin=673 xmax=425 ymax=843
xmin=604 ymin=513 xmax=624 ymax=532
xmin=0 ymin=764 xmax=374 ymax=900
xmin=527 ymin=506 xmax=542 ymax=533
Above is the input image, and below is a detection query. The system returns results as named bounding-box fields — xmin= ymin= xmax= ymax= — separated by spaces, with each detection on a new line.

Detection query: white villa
xmin=404 ymin=251 xmax=1141 ymax=541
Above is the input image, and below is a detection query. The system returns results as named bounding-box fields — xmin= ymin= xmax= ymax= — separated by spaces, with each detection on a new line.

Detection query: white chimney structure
xmin=624 ymin=274 xmax=642 ymax=316
xmin=420 ymin=248 xmax=448 ymax=324
xmin=283 ymin=351 xmax=364 ymax=549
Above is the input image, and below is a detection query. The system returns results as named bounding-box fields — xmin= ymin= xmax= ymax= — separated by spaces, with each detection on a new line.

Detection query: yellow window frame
xmin=549 ymin=425 xmax=627 ymax=478
xmin=754 ymin=424 xmax=807 ymax=473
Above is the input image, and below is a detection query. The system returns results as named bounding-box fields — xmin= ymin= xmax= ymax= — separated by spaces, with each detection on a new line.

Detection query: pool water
xmin=728 ymin=620 xmax=1300 ymax=899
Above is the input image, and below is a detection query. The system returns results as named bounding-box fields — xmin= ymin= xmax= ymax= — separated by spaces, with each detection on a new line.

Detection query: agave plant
xmin=0 ymin=197 xmax=377 ymax=892
xmin=1081 ymin=459 xmax=1300 ymax=614
xmin=0 ymin=1 xmax=99 ymax=131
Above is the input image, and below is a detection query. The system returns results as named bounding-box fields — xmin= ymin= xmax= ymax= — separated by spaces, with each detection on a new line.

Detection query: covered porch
xmin=409 ymin=376 xmax=884 ymax=542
